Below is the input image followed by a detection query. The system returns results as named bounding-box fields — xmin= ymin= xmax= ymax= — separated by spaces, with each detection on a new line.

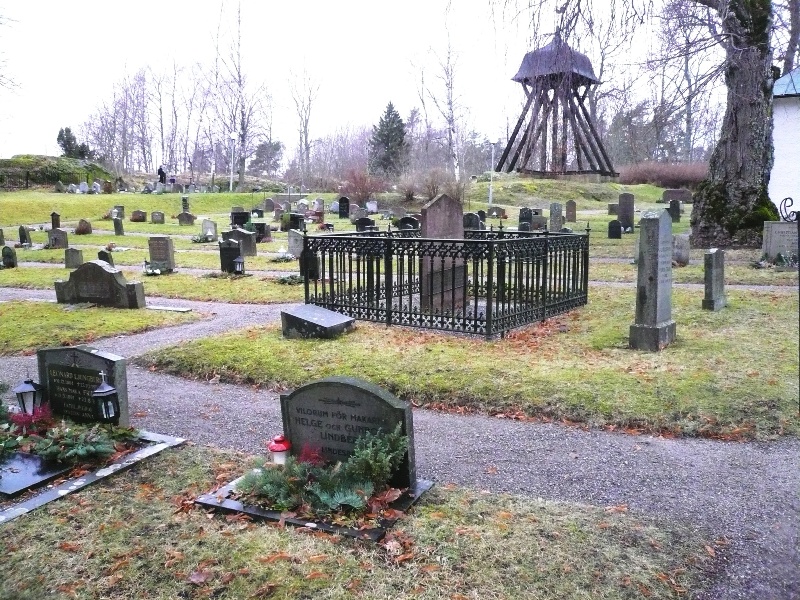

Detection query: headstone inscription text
xmin=46 ymin=365 xmax=102 ymax=422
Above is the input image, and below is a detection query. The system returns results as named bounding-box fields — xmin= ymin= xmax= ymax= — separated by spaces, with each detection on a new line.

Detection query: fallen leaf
xmin=257 ymin=552 xmax=292 ymax=564
xmin=421 ymin=564 xmax=441 ymax=573
xmin=249 ymin=583 xmax=277 ymax=598
xmin=305 ymin=571 xmax=329 ymax=580
xmin=58 ymin=541 xmax=82 ymax=553
xmin=345 ymin=578 xmax=362 ymax=590
xmin=187 ymin=570 xmax=212 ymax=585
xmin=485 ymin=466 xmax=498 ymax=475
xmin=704 ymin=545 xmax=716 ymax=557
xmin=605 ymin=504 xmax=628 ymax=513
xmin=496 ymin=511 xmax=514 ymax=520
xmin=220 ymin=572 xmax=236 ymax=585
xmin=395 ymin=552 xmax=415 ymax=563
xmin=307 ymin=554 xmax=328 ymax=563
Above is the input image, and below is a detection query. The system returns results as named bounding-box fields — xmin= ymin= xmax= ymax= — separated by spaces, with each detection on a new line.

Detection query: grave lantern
xmin=92 ymin=371 xmax=120 ymax=425
xmin=267 ymin=435 xmax=291 ymax=465
xmin=233 ymin=256 xmax=245 ymax=275
xmin=13 ymin=378 xmax=44 ymax=415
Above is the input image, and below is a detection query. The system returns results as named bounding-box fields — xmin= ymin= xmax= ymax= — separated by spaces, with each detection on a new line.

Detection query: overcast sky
xmin=0 ymin=1 xmax=644 ymax=161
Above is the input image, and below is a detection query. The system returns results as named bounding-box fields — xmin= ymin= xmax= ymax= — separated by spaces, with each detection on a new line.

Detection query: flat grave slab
xmin=281 ymin=304 xmax=355 ymax=339
xmin=195 ymin=476 xmax=433 ymax=542
xmin=0 ymin=453 xmax=71 ymax=498
xmin=0 ymin=431 xmax=184 ymax=525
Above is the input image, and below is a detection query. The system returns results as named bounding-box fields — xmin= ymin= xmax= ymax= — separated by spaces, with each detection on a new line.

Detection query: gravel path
xmin=0 ymin=286 xmax=798 ymax=599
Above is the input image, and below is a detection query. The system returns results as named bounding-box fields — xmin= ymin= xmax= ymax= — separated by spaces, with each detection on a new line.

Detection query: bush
xmin=618 ymin=162 xmax=708 ymax=189
xmin=398 ymin=174 xmax=418 ymax=202
xmin=341 ymin=170 xmax=386 ymax=204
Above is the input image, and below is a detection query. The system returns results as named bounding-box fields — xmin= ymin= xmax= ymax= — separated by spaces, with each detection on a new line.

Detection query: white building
xmin=769 ymin=67 xmax=800 ymax=216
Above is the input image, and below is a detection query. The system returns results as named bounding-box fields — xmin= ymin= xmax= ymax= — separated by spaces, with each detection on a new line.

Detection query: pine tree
xmin=368 ymin=102 xmax=408 ymax=178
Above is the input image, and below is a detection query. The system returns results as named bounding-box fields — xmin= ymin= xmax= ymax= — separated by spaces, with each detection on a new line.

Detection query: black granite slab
xmin=0 ymin=453 xmax=71 ymax=498
xmin=281 ymin=304 xmax=355 ymax=339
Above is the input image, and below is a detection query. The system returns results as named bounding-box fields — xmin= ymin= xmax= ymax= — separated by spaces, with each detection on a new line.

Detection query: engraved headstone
xmin=97 ymin=250 xmax=114 ymax=267
xmin=281 ymin=305 xmax=355 ymax=339
xmin=487 ymin=206 xmax=507 ymax=219
xmin=201 ymin=220 xmax=218 ymax=242
xmin=297 ymin=200 xmax=309 ymax=213
xmin=530 ymin=215 xmax=548 ymax=230
xmin=151 ymin=211 xmax=165 ymax=224
xmin=177 ymin=212 xmax=196 ymax=226
xmin=250 ymin=208 xmax=264 ymax=219
xmin=37 ymin=345 xmax=129 ymax=426
xmin=618 ymin=193 xmax=635 ymax=230
xmin=463 ymin=212 xmax=482 ymax=230
xmin=355 ymin=217 xmax=376 ymax=232
xmin=50 ymin=212 xmax=61 ymax=229
xmin=218 ymin=239 xmax=240 ymax=273
xmin=75 ymin=219 xmax=92 ymax=235
xmin=338 ymin=197 xmax=350 ymax=219
xmin=155 ymin=182 xmax=164 ymax=194
xmin=398 ymin=216 xmax=420 ymax=230
xmin=329 ymin=200 xmax=339 ymax=214
xmin=91 ymin=181 xmax=102 ymax=194
xmin=519 ymin=207 xmax=533 ymax=227
xmin=630 ymin=210 xmax=676 ymax=351
xmin=148 ymin=236 xmax=176 ymax=272
xmin=702 ymin=249 xmax=726 ymax=311
xmin=222 ymin=228 xmax=257 ymax=257
xmin=287 ymin=229 xmax=304 ymax=258
xmin=350 ymin=207 xmax=368 ymax=224
xmin=2 ymin=246 xmax=17 ymax=268
xmin=65 ymin=248 xmax=84 ymax=269
xmin=130 ymin=210 xmax=147 ymax=222
xmin=421 ymin=194 xmax=466 ymax=311
xmin=230 ymin=211 xmax=250 ymax=228
xmin=761 ymin=221 xmax=799 ymax=261
xmin=565 ymin=200 xmax=577 ymax=223
xmin=48 ymin=228 xmax=68 ymax=250
xmin=54 ymin=260 xmax=145 ymax=309
xmin=667 ymin=200 xmax=681 ymax=223
xmin=549 ymin=203 xmax=563 ymax=231
xmin=608 ymin=220 xmax=622 ymax=239
xmin=274 ymin=207 xmax=285 ymax=222
xmin=366 ymin=200 xmax=378 ymax=214
xmin=113 ymin=218 xmax=124 ymax=236
xmin=518 ymin=222 xmax=531 ymax=232
xmin=280 ymin=377 xmax=416 ymax=488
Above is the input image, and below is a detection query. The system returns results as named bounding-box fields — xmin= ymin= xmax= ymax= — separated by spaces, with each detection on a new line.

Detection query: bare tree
xmin=774 ymin=0 xmax=800 ymax=74
xmin=426 ymin=40 xmax=463 ymax=182
xmin=289 ymin=66 xmax=320 ymax=188
xmin=0 ymin=14 xmax=16 ymax=90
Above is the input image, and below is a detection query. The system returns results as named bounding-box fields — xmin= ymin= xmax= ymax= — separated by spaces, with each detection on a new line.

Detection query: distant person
xmin=157 ymin=165 xmax=166 ymax=184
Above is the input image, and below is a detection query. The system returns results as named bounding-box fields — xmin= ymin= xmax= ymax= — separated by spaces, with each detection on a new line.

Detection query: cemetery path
xmin=0 ymin=287 xmax=798 ymax=599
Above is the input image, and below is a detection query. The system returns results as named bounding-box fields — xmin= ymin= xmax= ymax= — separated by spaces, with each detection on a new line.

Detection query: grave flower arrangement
xmin=235 ymin=425 xmax=408 ymax=525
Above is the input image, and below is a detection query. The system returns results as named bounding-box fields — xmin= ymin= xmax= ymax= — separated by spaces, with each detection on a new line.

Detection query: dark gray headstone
xmin=48 ymin=228 xmax=68 ymax=250
xmin=2 ymin=246 xmax=17 ymax=268
xmin=219 ymin=239 xmax=240 ymax=273
xmin=518 ymin=222 xmax=531 ymax=232
xmin=76 ymin=219 xmax=92 ymax=235
xmin=50 ymin=212 xmax=61 ymax=229
xmin=355 ymin=217 xmax=376 ymax=232
xmin=18 ymin=226 xmax=31 ymax=246
xmin=54 ymin=260 xmax=144 ymax=309
xmin=262 ymin=198 xmax=275 ymax=212
xmin=113 ymin=205 xmax=125 ymax=219
xmin=222 ymin=229 xmax=257 ymax=257
xmin=251 ymin=208 xmax=264 ymax=219
xmin=65 ymin=248 xmax=84 ymax=269
xmin=0 ymin=228 xmax=4 ymax=245
xmin=177 ymin=212 xmax=196 ymax=226
xmin=608 ymin=220 xmax=622 ymax=239
xmin=549 ymin=203 xmax=563 ymax=231
xmin=231 ymin=211 xmax=250 ymax=228
xmin=398 ymin=216 xmax=419 ymax=230
xmin=151 ymin=211 xmax=165 ymax=224
xmin=97 ymin=250 xmax=114 ymax=267
xmin=487 ymin=206 xmax=507 ymax=219
xmin=477 ymin=209 xmax=487 ymax=222
xmin=565 ymin=200 xmax=577 ymax=223
xmin=630 ymin=210 xmax=676 ymax=351
xmin=519 ymin=207 xmax=533 ymax=225
xmin=148 ymin=236 xmax=176 ymax=272
xmin=662 ymin=188 xmax=692 ymax=204
xmin=280 ymin=377 xmax=415 ymax=488
xmin=421 ymin=194 xmax=466 ymax=311
xmin=667 ymin=200 xmax=681 ymax=223
xmin=313 ymin=198 xmax=324 ymax=212
xmin=608 ymin=203 xmax=618 ymax=215
xmin=281 ymin=305 xmax=356 ymax=339
xmin=113 ymin=218 xmax=124 ymax=236
xmin=338 ymin=197 xmax=350 ymax=219
xmin=37 ymin=345 xmax=129 ymax=426
xmin=702 ymin=249 xmax=726 ymax=311
xmin=463 ymin=212 xmax=482 ymax=230
xmin=618 ymin=193 xmax=635 ymax=230
xmin=130 ymin=210 xmax=147 ymax=222
xmin=530 ymin=215 xmax=548 ymax=230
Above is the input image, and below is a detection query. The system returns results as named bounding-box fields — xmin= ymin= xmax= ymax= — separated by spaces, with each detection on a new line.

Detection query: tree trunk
xmin=690 ymin=0 xmax=777 ymax=248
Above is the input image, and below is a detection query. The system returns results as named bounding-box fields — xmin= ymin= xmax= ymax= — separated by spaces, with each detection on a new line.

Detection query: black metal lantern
xmin=92 ymin=371 xmax=120 ymax=425
xmin=12 ymin=378 xmax=44 ymax=415
xmin=233 ymin=256 xmax=245 ymax=275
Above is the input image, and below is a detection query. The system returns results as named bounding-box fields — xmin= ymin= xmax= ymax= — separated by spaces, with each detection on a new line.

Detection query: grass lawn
xmin=0 ymin=301 xmax=200 ymax=355
xmin=141 ymin=286 xmax=799 ymax=440
xmin=0 ymin=444 xmax=718 ymax=600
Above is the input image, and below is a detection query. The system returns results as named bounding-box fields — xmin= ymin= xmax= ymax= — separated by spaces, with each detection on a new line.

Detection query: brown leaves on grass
xmin=257 ymin=552 xmax=294 ymax=564
xmin=57 ymin=541 xmax=82 ymax=553
xmin=187 ymin=569 xmax=213 ymax=585
xmin=250 ymin=583 xmax=277 ymax=597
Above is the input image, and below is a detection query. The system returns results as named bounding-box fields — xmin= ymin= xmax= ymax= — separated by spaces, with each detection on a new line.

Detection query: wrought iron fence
xmin=302 ymin=226 xmax=590 ymax=338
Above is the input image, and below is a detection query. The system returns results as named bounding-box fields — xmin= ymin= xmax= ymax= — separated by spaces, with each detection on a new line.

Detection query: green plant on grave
xmin=237 ymin=425 xmax=407 ymax=516
xmin=276 ymin=274 xmax=304 ymax=285
xmin=0 ymin=422 xmax=20 ymax=459
xmin=30 ymin=424 xmax=117 ymax=464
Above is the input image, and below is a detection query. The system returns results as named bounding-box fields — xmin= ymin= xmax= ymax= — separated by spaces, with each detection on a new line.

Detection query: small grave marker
xmin=55 ymin=260 xmax=145 ymax=309
xmin=151 ymin=211 xmax=165 ymax=224
xmin=97 ymin=250 xmax=114 ymax=267
xmin=222 ymin=229 xmax=257 ymax=257
xmin=219 ymin=239 xmax=241 ymax=273
xmin=338 ymin=197 xmax=350 ymax=219
xmin=2 ymin=246 xmax=17 ymax=268
xmin=608 ymin=220 xmax=622 ymax=239
xmin=618 ymin=193 xmax=635 ymax=230
xmin=65 ymin=248 xmax=84 ymax=269
xmin=565 ymin=200 xmax=577 ymax=223
xmin=130 ymin=210 xmax=147 ymax=222
xmin=113 ymin=218 xmax=124 ymax=236
xmin=148 ymin=236 xmax=176 ymax=272
xmin=177 ymin=212 xmax=196 ymax=226
xmin=51 ymin=211 xmax=61 ymax=229
xmin=702 ymin=249 xmax=726 ymax=311
xmin=48 ymin=228 xmax=68 ymax=250
xmin=18 ymin=226 xmax=31 ymax=245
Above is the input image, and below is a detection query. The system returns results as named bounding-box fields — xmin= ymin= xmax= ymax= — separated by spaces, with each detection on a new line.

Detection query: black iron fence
xmin=302 ymin=226 xmax=590 ymax=338
xmin=0 ymin=169 xmax=91 ymax=189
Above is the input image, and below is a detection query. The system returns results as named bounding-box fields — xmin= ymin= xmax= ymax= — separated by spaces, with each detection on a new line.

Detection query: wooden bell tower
xmin=496 ymin=34 xmax=617 ymax=181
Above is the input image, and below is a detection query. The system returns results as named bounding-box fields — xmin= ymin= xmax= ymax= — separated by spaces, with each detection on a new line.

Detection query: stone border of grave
xmin=0 ymin=430 xmax=184 ymax=525
xmin=195 ymin=478 xmax=433 ymax=542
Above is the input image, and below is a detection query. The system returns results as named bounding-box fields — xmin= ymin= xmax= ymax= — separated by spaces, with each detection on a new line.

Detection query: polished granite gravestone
xmin=148 ymin=236 xmax=176 ymax=272
xmin=113 ymin=218 xmax=124 ymax=236
xmin=130 ymin=210 xmax=147 ymax=222
xmin=0 ymin=453 xmax=71 ymax=498
xmin=565 ymin=200 xmax=577 ymax=223
xmin=702 ymin=249 xmax=727 ymax=311
xmin=338 ymin=196 xmax=350 ymax=219
xmin=281 ymin=304 xmax=355 ymax=339
xmin=97 ymin=250 xmax=114 ymax=267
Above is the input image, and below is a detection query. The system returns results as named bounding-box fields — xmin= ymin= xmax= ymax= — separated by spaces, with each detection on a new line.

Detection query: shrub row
xmin=618 ymin=162 xmax=708 ymax=189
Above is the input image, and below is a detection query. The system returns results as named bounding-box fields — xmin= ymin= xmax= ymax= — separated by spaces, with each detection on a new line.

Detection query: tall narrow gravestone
xmin=702 ymin=249 xmax=726 ymax=311
xmin=549 ymin=203 xmax=563 ymax=231
xmin=18 ymin=226 xmax=31 ymax=246
xmin=50 ymin=212 xmax=60 ymax=229
xmin=668 ymin=199 xmax=681 ymax=223
xmin=280 ymin=377 xmax=416 ymax=488
xmin=148 ymin=236 xmax=176 ymax=272
xmin=421 ymin=194 xmax=466 ymax=311
xmin=37 ymin=345 xmax=129 ymax=426
xmin=565 ymin=200 xmax=577 ymax=223
xmin=630 ymin=211 xmax=676 ymax=351
xmin=113 ymin=218 xmax=124 ymax=236
xmin=338 ymin=197 xmax=350 ymax=219
xmin=618 ymin=193 xmax=635 ymax=231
